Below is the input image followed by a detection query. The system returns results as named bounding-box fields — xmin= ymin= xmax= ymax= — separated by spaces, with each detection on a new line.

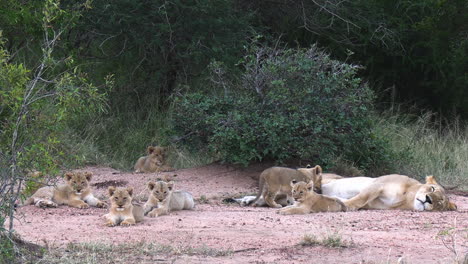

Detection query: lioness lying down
xmin=322 ymin=175 xmax=457 ymax=211
xmin=144 ymin=181 xmax=194 ymax=217
xmin=278 ymin=180 xmax=347 ymax=215
xmin=103 ymin=186 xmax=144 ymax=226
xmin=25 ymin=171 xmax=105 ymax=209
xmin=134 ymin=146 xmax=173 ymax=173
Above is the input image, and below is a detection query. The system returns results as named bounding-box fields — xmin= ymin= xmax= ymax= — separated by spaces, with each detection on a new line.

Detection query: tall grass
xmin=68 ymin=109 xmax=214 ymax=171
xmin=373 ymin=111 xmax=468 ymax=189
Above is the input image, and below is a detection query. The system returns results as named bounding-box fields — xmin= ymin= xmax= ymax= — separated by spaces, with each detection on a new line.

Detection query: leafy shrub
xmin=173 ymin=44 xmax=396 ymax=171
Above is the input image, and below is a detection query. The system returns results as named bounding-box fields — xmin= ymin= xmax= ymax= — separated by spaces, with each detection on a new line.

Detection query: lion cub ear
xmin=306 ymin=182 xmax=314 ymax=192
xmin=425 ymin=175 xmax=438 ymax=185
xmin=167 ymin=181 xmax=174 ymax=191
xmin=147 ymin=146 xmax=155 ymax=154
xmin=314 ymin=165 xmax=323 ymax=175
xmin=126 ymin=187 xmax=134 ymax=197
xmin=448 ymin=201 xmax=457 ymax=211
xmin=84 ymin=172 xmax=93 ymax=181
xmin=290 ymin=179 xmax=298 ymax=187
xmin=64 ymin=172 xmax=74 ymax=181
xmin=147 ymin=181 xmax=156 ymax=190
xmin=108 ymin=186 xmax=116 ymax=197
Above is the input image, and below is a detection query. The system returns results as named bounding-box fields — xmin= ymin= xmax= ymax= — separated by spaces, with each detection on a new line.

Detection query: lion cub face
xmin=291 ymin=180 xmax=313 ymax=200
xmin=147 ymin=181 xmax=173 ymax=201
xmin=65 ymin=172 xmax=92 ymax=195
xmin=108 ymin=186 xmax=134 ymax=211
xmin=414 ymin=176 xmax=457 ymax=211
xmin=147 ymin=146 xmax=166 ymax=165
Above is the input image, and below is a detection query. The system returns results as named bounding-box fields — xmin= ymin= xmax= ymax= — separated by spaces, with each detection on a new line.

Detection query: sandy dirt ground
xmin=12 ymin=164 xmax=468 ymax=264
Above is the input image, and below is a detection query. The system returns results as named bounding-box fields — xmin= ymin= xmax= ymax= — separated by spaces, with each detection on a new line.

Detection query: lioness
xmin=25 ymin=171 xmax=105 ymax=209
xmin=103 ymin=186 xmax=144 ymax=226
xmin=278 ymin=180 xmax=347 ymax=215
xmin=322 ymin=174 xmax=457 ymax=211
xmin=134 ymin=146 xmax=173 ymax=173
xmin=144 ymin=181 xmax=194 ymax=217
xmin=251 ymin=165 xmax=323 ymax=208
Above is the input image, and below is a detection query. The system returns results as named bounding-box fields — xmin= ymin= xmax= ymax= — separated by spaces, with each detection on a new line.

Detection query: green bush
xmin=172 ymin=44 xmax=397 ymax=172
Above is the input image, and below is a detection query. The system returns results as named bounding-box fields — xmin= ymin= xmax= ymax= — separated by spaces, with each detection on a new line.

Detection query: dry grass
xmin=38 ymin=241 xmax=232 ymax=263
xmin=374 ymin=112 xmax=468 ymax=189
xmin=299 ymin=231 xmax=353 ymax=248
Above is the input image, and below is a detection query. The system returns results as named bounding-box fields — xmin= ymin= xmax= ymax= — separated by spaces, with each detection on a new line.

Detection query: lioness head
xmin=147 ymin=181 xmax=174 ymax=201
xmin=297 ymin=165 xmax=323 ymax=194
xmin=290 ymin=180 xmax=313 ymax=200
xmin=414 ymin=176 xmax=457 ymax=211
xmin=108 ymin=186 xmax=133 ymax=211
xmin=65 ymin=172 xmax=92 ymax=195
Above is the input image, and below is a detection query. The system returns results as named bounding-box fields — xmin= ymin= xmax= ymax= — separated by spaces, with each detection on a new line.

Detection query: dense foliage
xmin=173 ymin=45 xmax=395 ymax=170
xmin=240 ymin=0 xmax=468 ymax=117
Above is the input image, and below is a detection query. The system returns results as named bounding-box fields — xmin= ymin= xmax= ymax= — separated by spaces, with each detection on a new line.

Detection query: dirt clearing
xmin=13 ymin=164 xmax=468 ymax=263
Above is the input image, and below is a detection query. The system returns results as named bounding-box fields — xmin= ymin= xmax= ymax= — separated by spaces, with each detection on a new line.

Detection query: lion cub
xmin=144 ymin=181 xmax=194 ymax=217
xmin=134 ymin=146 xmax=173 ymax=173
xmin=104 ymin=186 xmax=144 ymax=226
xmin=25 ymin=171 xmax=105 ymax=209
xmin=278 ymin=180 xmax=347 ymax=215
xmin=252 ymin=165 xmax=323 ymax=208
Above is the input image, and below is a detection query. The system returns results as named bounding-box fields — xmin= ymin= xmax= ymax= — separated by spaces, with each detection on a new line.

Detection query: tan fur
xmin=328 ymin=175 xmax=457 ymax=211
xmin=251 ymin=165 xmax=323 ymax=208
xmin=144 ymin=181 xmax=194 ymax=217
xmin=25 ymin=172 xmax=105 ymax=209
xmin=103 ymin=186 xmax=144 ymax=226
xmin=278 ymin=181 xmax=346 ymax=215
xmin=134 ymin=146 xmax=173 ymax=173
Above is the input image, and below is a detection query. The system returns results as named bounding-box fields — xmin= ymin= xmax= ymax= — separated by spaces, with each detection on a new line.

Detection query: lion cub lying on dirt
xmin=144 ymin=181 xmax=194 ymax=217
xmin=25 ymin=171 xmax=105 ymax=209
xmin=251 ymin=165 xmax=324 ymax=208
xmin=278 ymin=180 xmax=347 ymax=215
xmin=103 ymin=186 xmax=144 ymax=226
xmin=134 ymin=146 xmax=173 ymax=173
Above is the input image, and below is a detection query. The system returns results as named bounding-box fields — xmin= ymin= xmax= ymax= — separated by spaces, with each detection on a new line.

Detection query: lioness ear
xmin=306 ymin=164 xmax=312 ymax=169
xmin=314 ymin=165 xmax=323 ymax=175
xmin=64 ymin=172 xmax=74 ymax=181
xmin=84 ymin=172 xmax=93 ymax=181
xmin=448 ymin=201 xmax=457 ymax=211
xmin=108 ymin=186 xmax=116 ymax=197
xmin=147 ymin=181 xmax=156 ymax=190
xmin=126 ymin=187 xmax=134 ymax=197
xmin=426 ymin=175 xmax=438 ymax=185
xmin=167 ymin=181 xmax=174 ymax=191
xmin=147 ymin=146 xmax=155 ymax=154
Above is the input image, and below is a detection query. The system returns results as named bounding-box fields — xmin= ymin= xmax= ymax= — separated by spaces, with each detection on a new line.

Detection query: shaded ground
xmin=12 ymin=164 xmax=468 ymax=263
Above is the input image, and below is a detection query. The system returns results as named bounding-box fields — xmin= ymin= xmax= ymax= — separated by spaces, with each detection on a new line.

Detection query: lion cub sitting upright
xmin=134 ymin=146 xmax=173 ymax=173
xmin=103 ymin=186 xmax=144 ymax=226
xmin=25 ymin=171 xmax=105 ymax=209
xmin=144 ymin=181 xmax=194 ymax=217
xmin=278 ymin=180 xmax=347 ymax=215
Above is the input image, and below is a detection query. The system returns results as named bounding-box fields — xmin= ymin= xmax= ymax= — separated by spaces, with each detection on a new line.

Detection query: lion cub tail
xmin=251 ymin=172 xmax=266 ymax=206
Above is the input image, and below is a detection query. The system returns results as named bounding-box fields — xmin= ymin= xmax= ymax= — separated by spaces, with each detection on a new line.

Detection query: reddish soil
xmin=12 ymin=164 xmax=468 ymax=263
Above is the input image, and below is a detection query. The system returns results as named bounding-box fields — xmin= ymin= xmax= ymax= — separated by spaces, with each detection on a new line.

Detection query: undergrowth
xmin=373 ymin=111 xmax=468 ymax=188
